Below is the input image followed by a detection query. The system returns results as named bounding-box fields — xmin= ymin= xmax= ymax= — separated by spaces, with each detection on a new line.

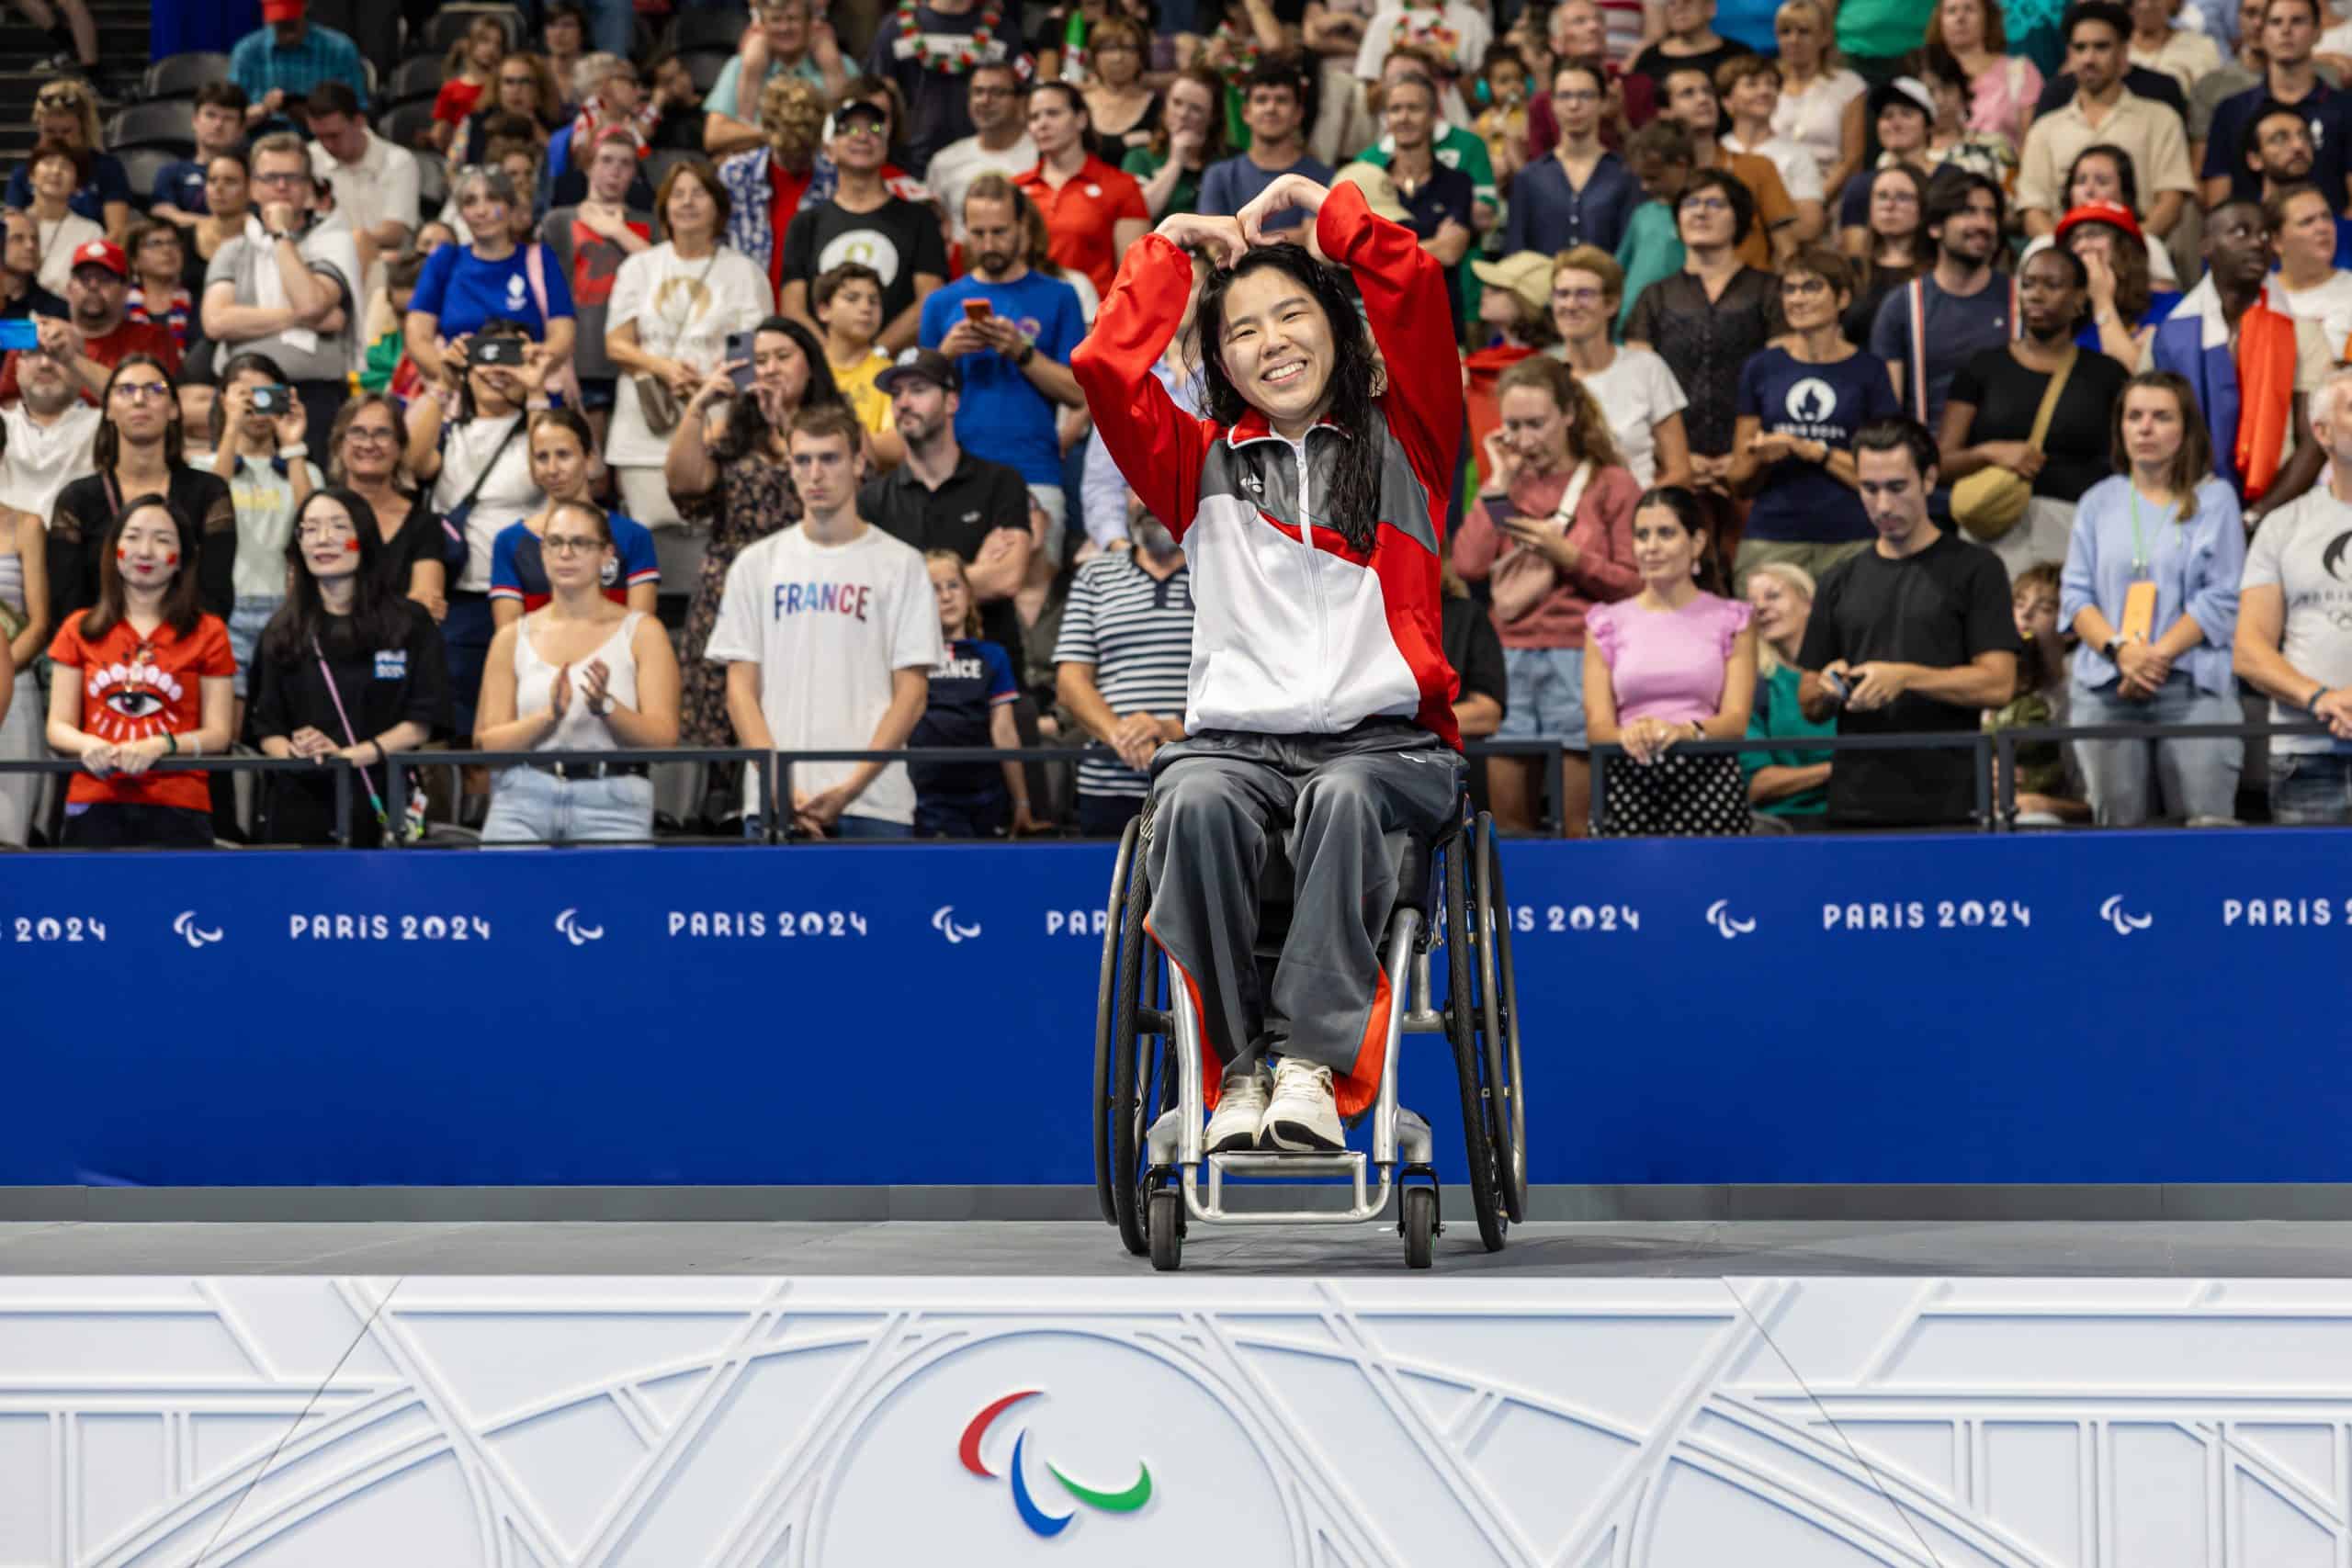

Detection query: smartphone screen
xmin=0 ymin=319 xmax=41 ymax=353
xmin=726 ymin=330 xmax=755 ymax=392
xmin=961 ymin=299 xmax=992 ymax=324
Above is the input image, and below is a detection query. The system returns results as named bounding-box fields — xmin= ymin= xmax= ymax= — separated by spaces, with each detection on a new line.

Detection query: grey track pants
xmin=1141 ymin=721 xmax=1462 ymax=1118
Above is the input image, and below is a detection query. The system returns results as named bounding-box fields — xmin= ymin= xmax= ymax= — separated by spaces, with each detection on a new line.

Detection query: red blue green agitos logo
xmin=958 ymin=1390 xmax=1153 ymax=1538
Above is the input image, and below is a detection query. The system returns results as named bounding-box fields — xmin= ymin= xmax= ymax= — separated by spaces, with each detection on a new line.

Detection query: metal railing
xmin=0 ymin=721 xmax=2328 ymax=846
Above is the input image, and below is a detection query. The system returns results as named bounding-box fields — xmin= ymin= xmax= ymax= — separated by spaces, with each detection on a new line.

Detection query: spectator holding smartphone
xmin=250 ymin=488 xmax=451 ymax=846
xmin=44 ymin=496 xmax=236 ymax=848
xmin=475 ymin=498 xmax=681 ymax=845
xmin=911 ymin=549 xmax=1040 ymax=836
xmin=1800 ymin=417 xmax=2021 ymax=826
xmin=200 ymin=355 xmax=321 ymax=710
xmin=706 ymin=403 xmax=940 ymax=838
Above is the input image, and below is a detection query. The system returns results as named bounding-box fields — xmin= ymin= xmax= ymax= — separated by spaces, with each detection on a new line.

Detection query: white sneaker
xmin=1204 ymin=1066 xmax=1271 ymax=1154
xmin=1261 ymin=1058 xmax=1343 ymax=1152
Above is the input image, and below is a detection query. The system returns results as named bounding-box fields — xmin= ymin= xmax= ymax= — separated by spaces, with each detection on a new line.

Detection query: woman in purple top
xmin=1583 ymin=485 xmax=1758 ymax=835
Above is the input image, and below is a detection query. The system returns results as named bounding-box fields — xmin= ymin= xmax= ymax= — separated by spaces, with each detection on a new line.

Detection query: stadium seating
xmin=104 ymin=102 xmax=197 ymax=154
xmin=379 ymin=100 xmax=437 ymax=154
xmin=388 ymin=55 xmax=446 ymax=108
xmin=666 ymin=8 xmax=753 ymax=57
xmin=419 ymin=5 xmax=526 ymax=57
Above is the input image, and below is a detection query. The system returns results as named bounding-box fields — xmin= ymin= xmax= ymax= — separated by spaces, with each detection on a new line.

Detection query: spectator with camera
xmin=473 ymin=498 xmax=679 ymax=845
xmin=2236 ymin=366 xmax=2352 ymax=822
xmin=1799 ymin=417 xmax=2021 ymax=826
xmin=150 ymin=85 xmax=251 ymax=235
xmin=861 ymin=349 xmax=1037 ymax=683
xmin=43 ymin=495 xmax=236 ymax=848
xmin=406 ymin=322 xmax=548 ymax=747
xmin=2061 ymin=368 xmax=2245 ymax=824
xmin=920 ymin=176 xmax=1087 ymax=559
xmin=249 ymin=488 xmax=451 ymax=847
xmin=404 ymin=165 xmax=578 ymax=390
xmin=707 ymin=403 xmax=940 ymax=838
xmin=199 ymin=133 xmax=360 ymax=455
xmin=196 ymin=352 xmax=321 ymax=728
xmin=51 ymin=357 xmax=235 ymax=626
xmin=1053 ymin=494 xmax=1194 ymax=837
xmin=911 ymin=549 xmax=1041 ymax=836
xmin=491 ymin=409 xmax=660 ymax=625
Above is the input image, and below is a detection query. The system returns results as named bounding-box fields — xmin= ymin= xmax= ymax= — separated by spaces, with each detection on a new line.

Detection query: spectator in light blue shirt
xmin=232 ymin=0 xmax=369 ymax=131
xmin=2060 ymin=369 xmax=2245 ymax=826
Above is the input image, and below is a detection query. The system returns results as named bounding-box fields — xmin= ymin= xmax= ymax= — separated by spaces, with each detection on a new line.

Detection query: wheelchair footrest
xmin=1206 ymin=1148 xmax=1373 ymax=1217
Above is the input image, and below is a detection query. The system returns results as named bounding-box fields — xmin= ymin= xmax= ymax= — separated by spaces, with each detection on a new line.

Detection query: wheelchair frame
xmin=1091 ymin=801 xmax=1526 ymax=1270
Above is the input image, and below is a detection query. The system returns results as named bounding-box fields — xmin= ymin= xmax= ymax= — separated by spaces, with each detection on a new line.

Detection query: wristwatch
xmin=1014 ymin=342 xmax=1037 ymax=369
xmin=2103 ymin=635 xmax=2124 ymax=660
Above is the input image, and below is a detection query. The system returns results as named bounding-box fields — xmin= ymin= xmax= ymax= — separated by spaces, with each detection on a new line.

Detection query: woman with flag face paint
xmin=43 ymin=496 xmax=236 ymax=847
xmin=249 ymin=489 xmax=453 ymax=846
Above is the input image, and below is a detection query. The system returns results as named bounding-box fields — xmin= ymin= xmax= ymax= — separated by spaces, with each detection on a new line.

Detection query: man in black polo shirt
xmin=1799 ymin=418 xmax=2020 ymax=827
xmin=859 ymin=348 xmax=1037 ymax=683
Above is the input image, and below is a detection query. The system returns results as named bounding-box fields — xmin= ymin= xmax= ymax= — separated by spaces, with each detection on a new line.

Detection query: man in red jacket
xmin=1072 ymin=175 xmax=1464 ymax=1156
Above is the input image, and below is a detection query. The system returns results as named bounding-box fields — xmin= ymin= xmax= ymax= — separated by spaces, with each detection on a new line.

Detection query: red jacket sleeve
xmin=1314 ymin=179 xmax=1464 ymax=512
xmin=1070 ymin=231 xmax=1216 ymax=542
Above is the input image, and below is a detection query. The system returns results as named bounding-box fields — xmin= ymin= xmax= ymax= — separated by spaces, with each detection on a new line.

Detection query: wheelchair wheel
xmin=1443 ymin=838 xmax=1508 ymax=1253
xmin=1402 ymin=1187 xmax=1436 ymax=1269
xmin=1109 ymin=834 xmax=1168 ymax=1258
xmin=1149 ymin=1186 xmax=1183 ymax=1270
xmin=1473 ymin=815 xmax=1528 ymax=1223
xmin=1091 ymin=818 xmax=1143 ymax=1226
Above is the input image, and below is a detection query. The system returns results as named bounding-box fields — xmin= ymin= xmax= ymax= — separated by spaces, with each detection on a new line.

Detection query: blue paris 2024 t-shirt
xmin=1736 ymin=344 xmax=1902 ymax=544
xmin=919 ymin=270 xmax=1087 ymax=490
xmin=411 ymin=242 xmax=577 ymax=343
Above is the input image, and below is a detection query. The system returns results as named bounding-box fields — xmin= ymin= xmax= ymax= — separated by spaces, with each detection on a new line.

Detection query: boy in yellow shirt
xmin=814 ymin=261 xmax=903 ymax=467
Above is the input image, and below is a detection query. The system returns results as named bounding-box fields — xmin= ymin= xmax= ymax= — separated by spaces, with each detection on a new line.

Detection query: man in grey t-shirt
xmin=198 ymin=131 xmax=361 ymax=454
xmin=2237 ymin=366 xmax=2352 ymax=820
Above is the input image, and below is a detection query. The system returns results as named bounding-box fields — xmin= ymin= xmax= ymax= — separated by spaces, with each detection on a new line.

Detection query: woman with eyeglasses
xmin=1726 ymin=247 xmax=1898 ymax=591
xmin=458 ymin=53 xmax=563 ymax=167
xmin=490 ymin=410 xmax=660 ymax=626
xmin=474 ymin=498 xmax=680 ymax=845
xmin=403 ymin=164 xmax=578 ymax=390
xmin=124 ymin=220 xmax=193 ymax=349
xmin=250 ymin=488 xmax=452 ymax=847
xmin=328 ymin=392 xmax=446 ymax=623
xmin=44 ymin=495 xmax=235 ymax=848
xmin=4 ymin=78 xmax=129 ymax=244
xmin=49 ymin=356 xmax=235 ymax=627
xmin=1080 ymin=17 xmax=1162 ymax=157
xmin=1550 ymin=246 xmax=1693 ymax=491
xmin=1623 ymin=169 xmax=1781 ymax=508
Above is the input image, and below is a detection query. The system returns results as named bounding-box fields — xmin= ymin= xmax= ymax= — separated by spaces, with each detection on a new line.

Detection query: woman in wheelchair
xmin=1072 ymin=174 xmax=1465 ymax=1157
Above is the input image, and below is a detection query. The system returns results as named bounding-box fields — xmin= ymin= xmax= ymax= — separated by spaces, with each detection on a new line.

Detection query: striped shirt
xmin=230 ymin=24 xmax=370 ymax=110
xmin=1052 ymin=553 xmax=1194 ymax=799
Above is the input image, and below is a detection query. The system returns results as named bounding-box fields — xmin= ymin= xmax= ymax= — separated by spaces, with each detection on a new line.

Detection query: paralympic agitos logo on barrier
xmin=959 ymin=1390 xmax=1152 ymax=1539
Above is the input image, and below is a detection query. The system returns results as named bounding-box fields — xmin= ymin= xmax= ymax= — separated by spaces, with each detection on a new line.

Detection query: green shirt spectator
xmin=1613 ymin=201 xmax=1682 ymax=335
xmin=1743 ymin=661 xmax=1836 ymax=817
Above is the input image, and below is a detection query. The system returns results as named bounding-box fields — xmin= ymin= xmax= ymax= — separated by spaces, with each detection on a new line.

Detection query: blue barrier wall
xmin=6 ymin=831 xmax=2351 ymax=1188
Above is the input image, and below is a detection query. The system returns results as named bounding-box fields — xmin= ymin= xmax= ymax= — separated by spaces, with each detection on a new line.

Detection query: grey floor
xmin=3 ymin=1219 xmax=2352 ymax=1275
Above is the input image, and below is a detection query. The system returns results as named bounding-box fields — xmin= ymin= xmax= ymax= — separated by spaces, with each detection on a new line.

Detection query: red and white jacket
xmin=1071 ymin=182 xmax=1465 ymax=750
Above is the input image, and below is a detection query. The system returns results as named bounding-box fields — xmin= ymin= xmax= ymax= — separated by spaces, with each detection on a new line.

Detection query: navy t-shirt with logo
xmin=1738 ymin=344 xmax=1902 ymax=544
xmin=910 ymin=635 xmax=1016 ymax=797
xmin=488 ymin=513 xmax=662 ymax=612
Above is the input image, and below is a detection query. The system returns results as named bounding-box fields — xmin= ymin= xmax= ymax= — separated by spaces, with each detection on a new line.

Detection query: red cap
xmin=68 ymin=238 xmax=125 ymax=278
xmin=261 ymin=0 xmax=305 ymax=21
xmin=2053 ymin=199 xmax=2143 ymax=248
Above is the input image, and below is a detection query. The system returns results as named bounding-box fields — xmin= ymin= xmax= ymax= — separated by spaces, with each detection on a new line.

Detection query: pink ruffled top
xmin=1585 ymin=592 xmax=1753 ymax=725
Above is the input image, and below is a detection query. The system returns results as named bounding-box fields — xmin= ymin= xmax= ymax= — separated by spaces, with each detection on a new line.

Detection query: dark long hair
xmin=92 ymin=355 xmax=184 ymax=472
xmin=260 ymin=489 xmax=412 ymax=662
xmin=1632 ymin=484 xmax=1728 ymax=595
xmin=1192 ymin=246 xmax=1385 ymax=552
xmin=709 ymin=316 xmax=844 ymax=465
xmin=83 ymin=494 xmax=201 ymax=639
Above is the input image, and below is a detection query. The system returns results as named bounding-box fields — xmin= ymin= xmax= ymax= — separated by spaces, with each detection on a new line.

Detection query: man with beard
xmin=2207 ymin=0 xmax=2352 ymax=207
xmin=1054 ymin=492 xmax=1196 ymax=837
xmin=2016 ymin=0 xmax=2195 ymax=239
xmin=0 ymin=344 xmax=96 ymax=525
xmin=2245 ymin=102 xmax=2322 ymax=201
xmin=859 ymin=347 xmax=1037 ymax=685
xmin=926 ymin=63 xmax=1036 ymax=246
xmin=2 ymin=242 xmax=178 ymax=409
xmin=1869 ymin=169 xmax=2011 ymax=432
xmin=918 ymin=175 xmax=1086 ymax=558
xmin=2150 ymin=197 xmax=2331 ymax=519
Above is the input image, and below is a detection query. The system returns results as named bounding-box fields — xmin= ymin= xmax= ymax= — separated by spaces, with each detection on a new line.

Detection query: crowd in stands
xmin=7 ymin=0 xmax=2352 ymax=850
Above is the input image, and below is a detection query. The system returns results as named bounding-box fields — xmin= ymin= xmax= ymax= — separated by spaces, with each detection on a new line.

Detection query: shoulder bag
xmin=437 ymin=413 xmax=526 ymax=580
xmin=1950 ymin=345 xmax=2076 ymax=544
xmin=1489 ymin=460 xmax=1593 ymax=624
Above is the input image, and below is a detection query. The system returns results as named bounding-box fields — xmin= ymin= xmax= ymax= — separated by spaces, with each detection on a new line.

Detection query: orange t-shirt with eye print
xmin=47 ymin=609 xmax=233 ymax=813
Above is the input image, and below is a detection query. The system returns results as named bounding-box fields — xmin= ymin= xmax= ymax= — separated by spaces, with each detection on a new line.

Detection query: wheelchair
xmin=1090 ymin=795 xmax=1526 ymax=1269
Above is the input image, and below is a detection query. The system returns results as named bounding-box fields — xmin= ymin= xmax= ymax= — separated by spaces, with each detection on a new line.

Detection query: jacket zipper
xmin=1294 ymin=434 xmax=1329 ymax=732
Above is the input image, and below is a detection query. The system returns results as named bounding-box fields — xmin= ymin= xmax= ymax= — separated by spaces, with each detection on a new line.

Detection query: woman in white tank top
xmin=475 ymin=499 xmax=682 ymax=845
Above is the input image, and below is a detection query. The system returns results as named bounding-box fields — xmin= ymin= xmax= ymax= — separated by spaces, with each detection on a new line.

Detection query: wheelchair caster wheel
xmin=1402 ymin=1187 xmax=1436 ymax=1269
xmin=1149 ymin=1188 xmax=1183 ymax=1271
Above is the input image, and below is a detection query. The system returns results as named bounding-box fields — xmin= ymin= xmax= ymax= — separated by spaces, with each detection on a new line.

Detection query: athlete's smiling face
xmin=1216 ymin=267 xmax=1333 ymax=432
